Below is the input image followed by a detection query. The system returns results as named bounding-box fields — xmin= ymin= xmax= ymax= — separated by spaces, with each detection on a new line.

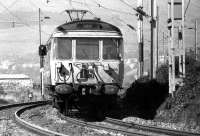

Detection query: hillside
xmin=0 ymin=0 xmax=199 ymax=84
xmin=154 ymin=56 xmax=200 ymax=132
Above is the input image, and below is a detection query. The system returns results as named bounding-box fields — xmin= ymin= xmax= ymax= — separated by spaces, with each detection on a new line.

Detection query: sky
xmin=0 ymin=0 xmax=136 ymax=13
xmin=0 ymin=0 xmax=200 ymax=51
xmin=0 ymin=0 xmax=200 ymax=82
xmin=0 ymin=0 xmax=199 ymax=29
xmin=0 ymin=0 xmax=199 ymax=28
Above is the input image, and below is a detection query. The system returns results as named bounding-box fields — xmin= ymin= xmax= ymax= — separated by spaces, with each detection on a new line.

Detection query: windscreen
xmin=103 ymin=39 xmax=119 ymax=60
xmin=55 ymin=38 xmax=72 ymax=59
xmin=76 ymin=38 xmax=99 ymax=60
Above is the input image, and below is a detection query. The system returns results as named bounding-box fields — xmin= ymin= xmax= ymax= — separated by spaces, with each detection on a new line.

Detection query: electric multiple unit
xmin=40 ymin=10 xmax=124 ymax=116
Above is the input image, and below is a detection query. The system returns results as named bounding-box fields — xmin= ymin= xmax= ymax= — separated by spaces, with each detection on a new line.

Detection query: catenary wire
xmin=0 ymin=1 xmax=50 ymax=35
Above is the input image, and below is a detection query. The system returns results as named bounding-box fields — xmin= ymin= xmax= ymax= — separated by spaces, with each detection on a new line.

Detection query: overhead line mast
xmin=39 ymin=8 xmax=45 ymax=99
xmin=150 ymin=0 xmax=157 ymax=79
xmin=135 ymin=0 xmax=156 ymax=79
xmin=137 ymin=0 xmax=144 ymax=77
xmin=168 ymin=0 xmax=185 ymax=95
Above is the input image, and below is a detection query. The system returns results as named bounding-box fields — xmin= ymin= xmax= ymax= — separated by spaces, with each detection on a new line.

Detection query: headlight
xmin=55 ymin=84 xmax=72 ymax=94
xmin=104 ymin=85 xmax=118 ymax=95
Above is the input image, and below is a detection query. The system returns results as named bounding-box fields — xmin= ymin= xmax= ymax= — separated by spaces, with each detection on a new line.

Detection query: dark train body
xmin=42 ymin=14 xmax=124 ymax=117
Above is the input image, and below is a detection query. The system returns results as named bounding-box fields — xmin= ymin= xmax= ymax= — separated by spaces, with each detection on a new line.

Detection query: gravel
xmin=21 ymin=105 xmax=126 ymax=136
xmin=122 ymin=114 xmax=200 ymax=134
xmin=0 ymin=107 xmax=38 ymax=136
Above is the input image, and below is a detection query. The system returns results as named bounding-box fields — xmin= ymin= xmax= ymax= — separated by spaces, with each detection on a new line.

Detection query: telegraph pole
xmin=150 ymin=0 xmax=157 ymax=79
xmin=163 ymin=32 xmax=165 ymax=62
xmin=171 ymin=0 xmax=175 ymax=93
xmin=39 ymin=8 xmax=44 ymax=99
xmin=150 ymin=0 xmax=154 ymax=79
xmin=182 ymin=0 xmax=185 ymax=77
xmin=168 ymin=0 xmax=185 ymax=95
xmin=156 ymin=6 xmax=159 ymax=70
xmin=195 ymin=19 xmax=198 ymax=60
xmin=39 ymin=8 xmax=41 ymax=46
xmin=137 ymin=0 xmax=144 ymax=78
xmin=168 ymin=0 xmax=175 ymax=95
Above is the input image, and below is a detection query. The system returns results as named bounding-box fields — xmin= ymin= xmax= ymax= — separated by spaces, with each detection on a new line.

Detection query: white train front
xmin=40 ymin=14 xmax=124 ymax=117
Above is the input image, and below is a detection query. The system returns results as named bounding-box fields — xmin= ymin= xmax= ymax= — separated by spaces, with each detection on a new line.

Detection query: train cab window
xmin=55 ymin=38 xmax=72 ymax=59
xmin=76 ymin=38 xmax=99 ymax=60
xmin=103 ymin=39 xmax=119 ymax=60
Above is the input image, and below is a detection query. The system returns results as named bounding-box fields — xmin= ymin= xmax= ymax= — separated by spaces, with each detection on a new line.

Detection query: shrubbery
xmin=166 ymin=55 xmax=200 ymax=108
xmin=155 ymin=55 xmax=200 ymax=131
xmin=123 ymin=64 xmax=169 ymax=119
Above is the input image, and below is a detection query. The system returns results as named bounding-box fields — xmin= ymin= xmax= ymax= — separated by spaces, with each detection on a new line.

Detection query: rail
xmin=12 ymin=101 xmax=200 ymax=136
xmin=14 ymin=101 xmax=70 ymax=136
xmin=62 ymin=115 xmax=150 ymax=136
xmin=0 ymin=101 xmax=49 ymax=110
xmin=105 ymin=117 xmax=200 ymax=136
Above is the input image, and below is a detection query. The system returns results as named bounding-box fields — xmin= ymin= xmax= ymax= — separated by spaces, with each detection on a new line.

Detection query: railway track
xmin=0 ymin=101 xmax=48 ymax=111
xmin=105 ymin=117 xmax=200 ymax=136
xmin=0 ymin=100 xmax=66 ymax=136
xmin=57 ymin=109 xmax=200 ymax=136
xmin=8 ymin=101 xmax=200 ymax=136
xmin=0 ymin=101 xmax=51 ymax=136
xmin=15 ymin=102 xmax=143 ymax=136
xmin=60 ymin=114 xmax=161 ymax=136
xmin=14 ymin=100 xmax=71 ymax=136
xmin=6 ymin=101 xmax=146 ymax=136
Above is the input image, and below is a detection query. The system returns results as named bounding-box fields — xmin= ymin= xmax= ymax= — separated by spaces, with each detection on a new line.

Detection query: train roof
xmin=56 ymin=19 xmax=122 ymax=35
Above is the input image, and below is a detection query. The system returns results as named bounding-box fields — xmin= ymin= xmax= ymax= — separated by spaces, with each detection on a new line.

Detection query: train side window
xmin=103 ymin=39 xmax=119 ymax=60
xmin=55 ymin=38 xmax=72 ymax=59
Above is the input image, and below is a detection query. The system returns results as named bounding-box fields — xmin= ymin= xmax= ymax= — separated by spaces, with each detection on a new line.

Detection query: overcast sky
xmin=0 ymin=0 xmax=199 ymax=22
xmin=0 ymin=0 xmax=136 ymax=13
xmin=0 ymin=0 xmax=199 ymax=48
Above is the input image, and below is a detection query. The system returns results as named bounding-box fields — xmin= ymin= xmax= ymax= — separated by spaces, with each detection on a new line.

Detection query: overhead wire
xmin=0 ymin=1 xmax=50 ymax=36
xmin=96 ymin=4 xmax=134 ymax=16
xmin=119 ymin=0 xmax=166 ymax=38
xmin=0 ymin=1 xmax=32 ymax=28
xmin=90 ymin=0 xmax=138 ymax=31
xmin=184 ymin=0 xmax=191 ymax=18
xmin=90 ymin=0 xmax=163 ymax=44
xmin=118 ymin=0 xmax=136 ymax=9
xmin=40 ymin=9 xmax=63 ymax=24
xmin=91 ymin=0 xmax=137 ymax=31
xmin=82 ymin=0 xmax=136 ymax=16
xmin=118 ymin=0 xmax=150 ymax=17
xmin=64 ymin=0 xmax=137 ymax=30
xmin=2 ymin=0 xmax=18 ymax=11
xmin=87 ymin=0 xmax=137 ymax=31
xmin=66 ymin=0 xmax=139 ymax=41
xmin=3 ymin=0 xmax=169 ymax=45
xmin=62 ymin=0 xmax=138 ymax=26
xmin=28 ymin=0 xmax=41 ymax=9
xmin=29 ymin=0 xmax=63 ymax=30
xmin=83 ymin=0 xmax=97 ymax=17
xmin=0 ymin=0 xmax=20 ymax=23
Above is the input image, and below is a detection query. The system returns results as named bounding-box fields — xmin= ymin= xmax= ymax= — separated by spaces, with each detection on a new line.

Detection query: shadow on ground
xmin=106 ymin=79 xmax=169 ymax=120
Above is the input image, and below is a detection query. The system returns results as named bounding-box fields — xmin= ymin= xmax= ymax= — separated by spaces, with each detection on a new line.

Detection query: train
xmin=39 ymin=10 xmax=124 ymax=118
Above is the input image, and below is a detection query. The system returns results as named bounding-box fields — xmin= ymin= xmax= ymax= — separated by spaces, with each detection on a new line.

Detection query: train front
xmin=46 ymin=19 xmax=124 ymax=116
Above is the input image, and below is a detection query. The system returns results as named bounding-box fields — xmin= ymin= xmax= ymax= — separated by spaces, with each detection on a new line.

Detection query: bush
xmin=124 ymin=77 xmax=168 ymax=119
xmin=169 ymin=55 xmax=200 ymax=107
xmin=156 ymin=54 xmax=200 ymax=126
